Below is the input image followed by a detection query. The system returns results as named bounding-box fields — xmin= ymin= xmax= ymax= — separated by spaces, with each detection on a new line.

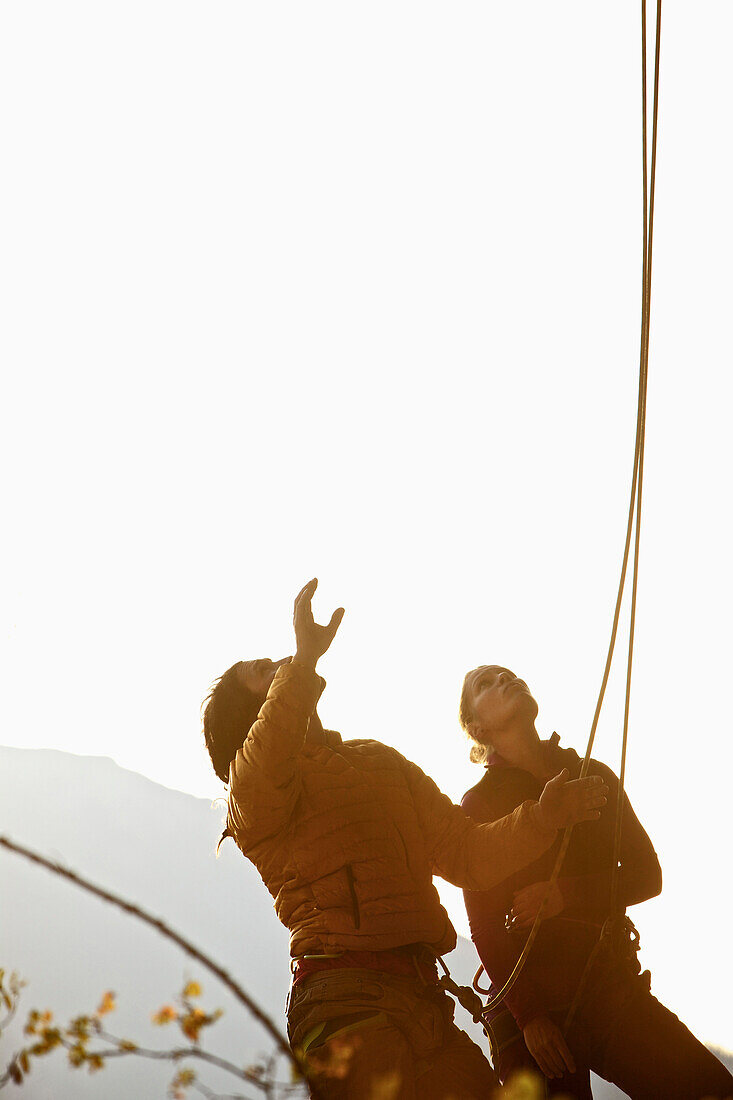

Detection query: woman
xmin=459 ymin=663 xmax=733 ymax=1100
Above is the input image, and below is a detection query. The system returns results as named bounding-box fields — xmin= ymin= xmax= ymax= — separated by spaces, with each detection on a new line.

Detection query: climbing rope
xmin=474 ymin=0 xmax=664 ymax=1022
xmin=608 ymin=0 xmax=662 ymax=922
xmin=563 ymin=2 xmax=663 ymax=1033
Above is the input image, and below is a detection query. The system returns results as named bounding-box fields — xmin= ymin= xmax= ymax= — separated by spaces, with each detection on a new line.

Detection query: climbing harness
xmin=563 ymin=913 xmax=645 ymax=1034
xmin=435 ymin=955 xmax=485 ymax=1024
xmin=473 ymin=0 xmax=664 ymax=1039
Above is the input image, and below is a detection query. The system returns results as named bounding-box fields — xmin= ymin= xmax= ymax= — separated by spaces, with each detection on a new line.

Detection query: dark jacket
xmin=461 ymin=735 xmax=662 ymax=1029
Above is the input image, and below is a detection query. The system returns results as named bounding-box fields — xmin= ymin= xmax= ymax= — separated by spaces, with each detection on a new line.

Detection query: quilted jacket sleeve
xmin=227 ymin=660 xmax=323 ymax=849
xmin=461 ymin=786 xmax=546 ymax=1028
xmin=403 ymin=758 xmax=558 ymax=891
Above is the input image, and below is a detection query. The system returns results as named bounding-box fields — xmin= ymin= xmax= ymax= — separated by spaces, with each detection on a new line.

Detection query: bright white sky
xmin=2 ymin=0 xmax=731 ymax=1051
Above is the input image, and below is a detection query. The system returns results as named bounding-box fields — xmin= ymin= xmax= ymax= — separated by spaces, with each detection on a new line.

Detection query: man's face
xmin=465 ymin=665 xmax=538 ymax=738
xmin=235 ymin=657 xmax=289 ymax=699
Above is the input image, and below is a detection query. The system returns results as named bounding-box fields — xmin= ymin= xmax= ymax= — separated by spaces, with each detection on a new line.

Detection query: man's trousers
xmin=287 ymin=967 xmax=497 ymax=1099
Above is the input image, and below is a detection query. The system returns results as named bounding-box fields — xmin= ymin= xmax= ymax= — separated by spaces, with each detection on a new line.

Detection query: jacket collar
xmin=486 ymin=731 xmax=562 ymax=770
xmin=305 ymin=726 xmax=343 ymax=749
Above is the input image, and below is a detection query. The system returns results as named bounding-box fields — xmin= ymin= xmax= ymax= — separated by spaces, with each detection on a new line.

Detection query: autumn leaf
xmin=118 ymin=1039 xmax=138 ymax=1051
xmin=182 ymin=981 xmax=202 ymax=1000
xmin=497 ymin=1070 xmax=545 ymax=1099
xmin=180 ymin=1007 xmax=207 ymax=1043
xmin=32 ymin=1026 xmax=62 ymax=1053
xmin=152 ymin=1004 xmax=178 ymax=1025
xmin=96 ymin=991 xmax=116 ymax=1016
xmin=169 ymin=1065 xmax=196 ymax=1098
xmin=67 ymin=1014 xmax=93 ymax=1041
xmin=308 ymin=1034 xmax=362 ymax=1081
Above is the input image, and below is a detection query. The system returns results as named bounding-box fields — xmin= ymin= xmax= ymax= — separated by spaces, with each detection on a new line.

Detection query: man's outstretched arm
xmin=404 ymin=760 xmax=608 ymax=891
xmin=228 ymin=580 xmax=344 ymax=848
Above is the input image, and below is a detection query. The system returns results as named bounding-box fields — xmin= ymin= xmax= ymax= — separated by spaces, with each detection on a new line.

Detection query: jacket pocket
xmin=345 ymin=863 xmax=361 ymax=929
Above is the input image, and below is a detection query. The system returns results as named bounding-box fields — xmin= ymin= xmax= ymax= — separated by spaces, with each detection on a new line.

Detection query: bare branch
xmin=0 ymin=836 xmax=296 ymax=1071
xmin=97 ymin=1036 xmax=264 ymax=1082
xmin=187 ymin=1079 xmax=263 ymax=1100
xmin=96 ymin=1029 xmax=303 ymax=1095
xmin=0 ymin=998 xmax=19 ymax=1034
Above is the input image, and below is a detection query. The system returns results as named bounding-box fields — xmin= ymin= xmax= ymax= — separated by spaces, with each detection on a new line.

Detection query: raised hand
xmin=523 ymin=1015 xmax=576 ymax=1079
xmin=536 ymin=769 xmax=608 ymax=832
xmin=293 ymin=579 xmax=345 ymax=669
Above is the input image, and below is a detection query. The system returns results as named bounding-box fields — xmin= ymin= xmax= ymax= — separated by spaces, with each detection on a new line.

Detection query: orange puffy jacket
xmin=227 ymin=661 xmax=557 ymax=958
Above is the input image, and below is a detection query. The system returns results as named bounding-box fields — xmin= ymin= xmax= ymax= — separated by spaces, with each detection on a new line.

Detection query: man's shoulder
xmin=341 ymin=737 xmax=402 ymax=759
xmin=303 ymin=735 xmax=404 ymax=768
xmin=339 ymin=739 xmax=416 ymax=779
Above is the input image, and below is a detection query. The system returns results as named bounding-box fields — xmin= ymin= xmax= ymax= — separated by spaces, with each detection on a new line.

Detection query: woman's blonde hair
xmin=459 ymin=668 xmax=494 ymax=765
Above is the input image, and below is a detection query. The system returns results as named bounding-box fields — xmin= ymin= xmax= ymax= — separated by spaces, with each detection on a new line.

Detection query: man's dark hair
xmin=202 ymin=663 xmax=262 ymax=783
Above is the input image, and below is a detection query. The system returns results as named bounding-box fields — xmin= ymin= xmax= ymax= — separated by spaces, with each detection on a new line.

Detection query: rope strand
xmin=478 ymin=0 xmax=663 ymax=1020
xmin=610 ymin=0 xmax=662 ymax=918
xmin=567 ymin=0 xmax=663 ymax=1034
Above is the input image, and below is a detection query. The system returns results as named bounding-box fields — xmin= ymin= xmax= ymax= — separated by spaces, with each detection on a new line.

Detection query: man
xmin=202 ymin=582 xmax=609 ymax=1099
xmin=459 ymin=663 xmax=733 ymax=1100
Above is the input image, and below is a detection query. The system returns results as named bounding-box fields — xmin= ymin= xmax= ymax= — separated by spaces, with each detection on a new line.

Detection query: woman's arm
xmin=509 ymin=761 xmax=662 ymax=927
xmin=551 ymin=762 xmax=662 ymax=918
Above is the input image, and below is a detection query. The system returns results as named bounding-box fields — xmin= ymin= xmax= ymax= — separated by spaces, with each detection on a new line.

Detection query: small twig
xmin=93 ymin=1033 xmax=268 ymax=1087
xmin=0 ymin=836 xmax=294 ymax=1067
xmin=189 ymin=1080 xmax=261 ymax=1100
xmin=0 ymin=1003 xmax=19 ymax=1035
